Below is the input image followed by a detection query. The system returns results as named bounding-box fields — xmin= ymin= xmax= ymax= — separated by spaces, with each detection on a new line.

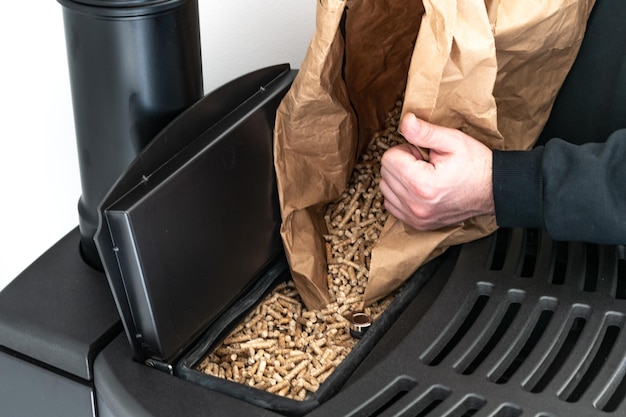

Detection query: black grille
xmin=309 ymin=228 xmax=626 ymax=417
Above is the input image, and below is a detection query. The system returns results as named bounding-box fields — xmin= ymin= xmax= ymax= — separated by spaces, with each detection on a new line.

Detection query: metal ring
xmin=349 ymin=312 xmax=372 ymax=339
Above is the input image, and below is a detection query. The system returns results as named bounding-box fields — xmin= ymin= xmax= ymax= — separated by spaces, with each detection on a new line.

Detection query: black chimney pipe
xmin=57 ymin=0 xmax=204 ymax=269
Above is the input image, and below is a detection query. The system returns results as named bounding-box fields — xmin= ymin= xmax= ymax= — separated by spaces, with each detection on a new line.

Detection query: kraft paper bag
xmin=274 ymin=0 xmax=595 ymax=310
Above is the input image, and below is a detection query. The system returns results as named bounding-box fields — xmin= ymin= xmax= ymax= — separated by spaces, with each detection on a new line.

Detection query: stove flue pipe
xmin=57 ymin=0 xmax=204 ymax=269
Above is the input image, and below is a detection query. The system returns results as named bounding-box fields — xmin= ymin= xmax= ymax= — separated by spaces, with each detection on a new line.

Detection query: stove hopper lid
xmin=94 ymin=64 xmax=297 ymax=363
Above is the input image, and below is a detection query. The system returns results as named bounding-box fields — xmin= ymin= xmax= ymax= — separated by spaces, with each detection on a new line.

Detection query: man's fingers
xmin=379 ymin=181 xmax=412 ymax=227
xmin=381 ymin=145 xmax=410 ymax=180
xmin=381 ymin=143 xmax=432 ymax=184
xmin=379 ymin=178 xmax=402 ymax=212
xmin=398 ymin=113 xmax=454 ymax=155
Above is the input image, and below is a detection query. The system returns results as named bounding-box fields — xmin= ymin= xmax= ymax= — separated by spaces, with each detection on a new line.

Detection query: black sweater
xmin=492 ymin=0 xmax=626 ymax=244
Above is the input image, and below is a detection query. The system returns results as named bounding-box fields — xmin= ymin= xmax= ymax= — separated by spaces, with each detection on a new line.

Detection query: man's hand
xmin=380 ymin=113 xmax=495 ymax=231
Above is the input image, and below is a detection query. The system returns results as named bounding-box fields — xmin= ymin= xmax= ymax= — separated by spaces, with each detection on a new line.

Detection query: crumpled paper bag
xmin=274 ymin=0 xmax=595 ymax=310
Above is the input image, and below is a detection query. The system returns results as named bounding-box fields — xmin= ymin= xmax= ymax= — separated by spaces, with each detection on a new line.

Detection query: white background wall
xmin=0 ymin=1 xmax=316 ymax=291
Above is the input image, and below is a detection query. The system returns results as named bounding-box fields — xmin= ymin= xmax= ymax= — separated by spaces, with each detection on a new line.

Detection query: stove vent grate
xmin=313 ymin=228 xmax=626 ymax=417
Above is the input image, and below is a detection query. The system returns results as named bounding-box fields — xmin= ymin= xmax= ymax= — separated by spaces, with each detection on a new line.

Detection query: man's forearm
xmin=493 ymin=129 xmax=626 ymax=244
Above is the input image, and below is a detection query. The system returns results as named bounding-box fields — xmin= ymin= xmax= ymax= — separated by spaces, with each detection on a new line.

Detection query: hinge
xmin=145 ymin=359 xmax=174 ymax=375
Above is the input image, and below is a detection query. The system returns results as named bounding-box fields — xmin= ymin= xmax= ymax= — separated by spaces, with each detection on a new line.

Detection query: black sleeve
xmin=492 ymin=128 xmax=626 ymax=244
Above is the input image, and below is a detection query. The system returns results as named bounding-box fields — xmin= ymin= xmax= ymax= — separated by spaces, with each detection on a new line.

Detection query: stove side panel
xmin=0 ymin=349 xmax=95 ymax=417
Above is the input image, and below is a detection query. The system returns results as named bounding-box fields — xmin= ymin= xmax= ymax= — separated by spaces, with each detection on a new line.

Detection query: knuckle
xmin=421 ymin=186 xmax=438 ymax=201
xmin=409 ymin=181 xmax=437 ymax=201
xmin=409 ymin=203 xmax=431 ymax=221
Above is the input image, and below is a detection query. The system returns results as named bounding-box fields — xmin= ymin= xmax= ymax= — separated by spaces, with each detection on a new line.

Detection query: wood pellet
xmin=197 ymin=99 xmax=406 ymax=401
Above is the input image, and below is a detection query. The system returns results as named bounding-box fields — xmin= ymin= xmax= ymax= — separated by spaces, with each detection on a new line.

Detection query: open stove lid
xmin=94 ymin=64 xmax=297 ymax=364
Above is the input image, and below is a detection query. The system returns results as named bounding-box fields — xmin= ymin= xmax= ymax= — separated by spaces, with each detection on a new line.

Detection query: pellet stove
xmin=1 ymin=0 xmax=626 ymax=416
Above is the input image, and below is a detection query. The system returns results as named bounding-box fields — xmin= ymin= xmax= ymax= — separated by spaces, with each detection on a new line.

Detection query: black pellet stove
xmin=2 ymin=1 xmax=626 ymax=416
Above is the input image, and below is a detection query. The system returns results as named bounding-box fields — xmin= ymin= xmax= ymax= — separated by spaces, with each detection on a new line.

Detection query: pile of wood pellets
xmin=197 ymin=99 xmax=406 ymax=401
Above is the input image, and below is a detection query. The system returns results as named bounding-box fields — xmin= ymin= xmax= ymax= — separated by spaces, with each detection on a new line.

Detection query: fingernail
xmin=398 ymin=112 xmax=417 ymax=137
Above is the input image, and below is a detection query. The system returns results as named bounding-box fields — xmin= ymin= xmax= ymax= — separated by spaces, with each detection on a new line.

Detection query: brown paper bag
xmin=274 ymin=0 xmax=595 ymax=310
